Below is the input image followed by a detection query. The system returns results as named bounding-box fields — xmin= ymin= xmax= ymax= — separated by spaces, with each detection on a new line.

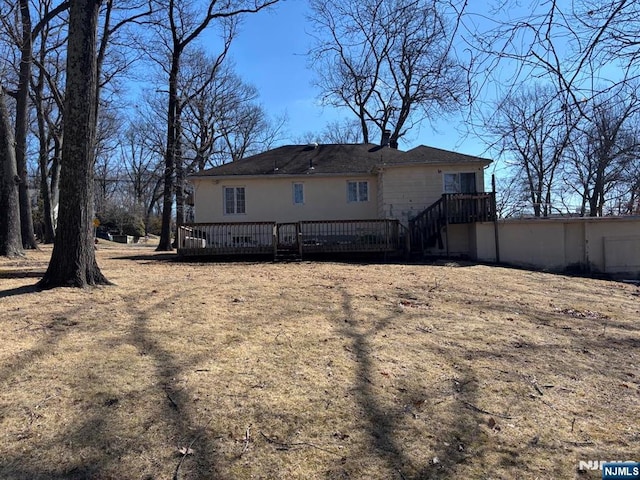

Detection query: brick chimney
xmin=381 ymin=129 xmax=391 ymax=147
xmin=381 ymin=129 xmax=398 ymax=149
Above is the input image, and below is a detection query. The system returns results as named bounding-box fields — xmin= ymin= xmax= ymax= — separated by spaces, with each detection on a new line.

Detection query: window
xmin=347 ymin=181 xmax=368 ymax=202
xmin=293 ymin=183 xmax=304 ymax=205
xmin=224 ymin=187 xmax=245 ymax=214
xmin=443 ymin=172 xmax=476 ymax=194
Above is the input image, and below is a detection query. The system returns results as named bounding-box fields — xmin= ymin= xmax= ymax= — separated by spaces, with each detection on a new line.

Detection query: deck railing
xmin=409 ymin=196 xmax=446 ymax=250
xmin=300 ymin=219 xmax=400 ymax=253
xmin=177 ymin=219 xmax=402 ymax=257
xmin=443 ymin=193 xmax=496 ymax=223
xmin=178 ymin=222 xmax=276 ymax=256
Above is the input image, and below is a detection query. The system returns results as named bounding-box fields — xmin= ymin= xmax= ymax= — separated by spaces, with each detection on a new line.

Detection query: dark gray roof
xmin=190 ymin=143 xmax=491 ymax=177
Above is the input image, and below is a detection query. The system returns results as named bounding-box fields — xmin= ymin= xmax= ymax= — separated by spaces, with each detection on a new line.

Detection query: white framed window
xmin=293 ymin=182 xmax=304 ymax=205
xmin=224 ymin=186 xmax=246 ymax=214
xmin=347 ymin=180 xmax=368 ymax=202
xmin=443 ymin=172 xmax=476 ymax=194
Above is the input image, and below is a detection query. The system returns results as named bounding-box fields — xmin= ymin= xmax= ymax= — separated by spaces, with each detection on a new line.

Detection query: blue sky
xmin=225 ymin=1 xmax=488 ymax=157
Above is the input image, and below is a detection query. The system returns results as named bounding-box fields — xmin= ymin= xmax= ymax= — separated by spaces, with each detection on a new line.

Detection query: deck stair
xmin=409 ymin=193 xmax=496 ymax=253
xmin=275 ymin=223 xmax=302 ymax=261
xmin=274 ymin=245 xmax=301 ymax=261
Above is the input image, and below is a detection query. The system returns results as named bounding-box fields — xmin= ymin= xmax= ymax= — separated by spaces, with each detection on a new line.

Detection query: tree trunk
xmin=174 ymin=103 xmax=185 ymax=245
xmin=157 ymin=52 xmax=181 ymax=251
xmin=34 ymin=70 xmax=57 ymax=243
xmin=38 ymin=0 xmax=110 ymax=289
xmin=16 ymin=0 xmax=38 ymax=249
xmin=0 ymin=88 xmax=24 ymax=257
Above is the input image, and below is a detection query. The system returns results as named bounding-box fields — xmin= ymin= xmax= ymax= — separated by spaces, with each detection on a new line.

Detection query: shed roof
xmin=189 ymin=143 xmax=491 ymax=178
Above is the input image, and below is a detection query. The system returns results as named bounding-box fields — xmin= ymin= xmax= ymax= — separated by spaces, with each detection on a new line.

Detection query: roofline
xmin=188 ymin=171 xmax=376 ymax=181
xmin=374 ymin=159 xmax=492 ymax=170
xmin=189 ymin=159 xmax=492 ymax=181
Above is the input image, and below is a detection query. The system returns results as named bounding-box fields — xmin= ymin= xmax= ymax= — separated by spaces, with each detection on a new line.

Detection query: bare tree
xmin=119 ymin=121 xmax=164 ymax=234
xmin=472 ymin=1 xmax=640 ymax=125
xmin=14 ymin=0 xmax=38 ymax=249
xmin=294 ymin=118 xmax=363 ymax=145
xmin=38 ymin=0 xmax=110 ymax=288
xmin=565 ymin=88 xmax=640 ymax=216
xmin=31 ymin=0 xmax=67 ymax=243
xmin=308 ymin=0 xmax=467 ymax=147
xmin=0 ymin=0 xmax=69 ymax=249
xmin=624 ymin=163 xmax=640 ymax=215
xmin=178 ymin=50 xmax=237 ymax=171
xmin=94 ymin=119 xmax=122 ymax=216
xmin=0 ymin=86 xmax=23 ymax=257
xmin=181 ymin=54 xmax=284 ymax=170
xmin=149 ymin=0 xmax=280 ymax=252
xmin=218 ymin=103 xmax=285 ymax=162
xmin=489 ymin=85 xmax=577 ymax=217
xmin=320 ymin=118 xmax=363 ymax=144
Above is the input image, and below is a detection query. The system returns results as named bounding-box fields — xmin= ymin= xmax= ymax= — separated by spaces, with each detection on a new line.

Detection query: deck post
xmin=273 ymin=224 xmax=278 ymax=259
xmin=297 ymin=222 xmax=303 ymax=258
xmin=444 ymin=194 xmax=450 ymax=257
xmin=491 ymin=175 xmax=500 ymax=263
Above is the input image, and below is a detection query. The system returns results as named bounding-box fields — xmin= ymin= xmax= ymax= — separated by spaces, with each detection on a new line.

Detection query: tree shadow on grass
xmin=0 ymin=288 xmax=221 ymax=480
xmin=125 ymin=290 xmax=223 ymax=479
xmin=111 ymin=252 xmax=179 ymax=263
xmin=0 ymin=270 xmax=46 ymax=280
xmin=0 ymin=303 xmax=105 ymax=480
xmin=0 ymin=284 xmax=41 ymax=299
xmin=333 ymin=287 xmax=486 ymax=479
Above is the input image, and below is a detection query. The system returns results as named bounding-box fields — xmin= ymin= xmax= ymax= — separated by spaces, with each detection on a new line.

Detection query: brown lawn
xmin=0 ymin=242 xmax=639 ymax=480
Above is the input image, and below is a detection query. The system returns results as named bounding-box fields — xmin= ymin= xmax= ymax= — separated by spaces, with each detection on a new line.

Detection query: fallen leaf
xmin=178 ymin=446 xmax=194 ymax=456
xmin=487 ymin=417 xmax=497 ymax=429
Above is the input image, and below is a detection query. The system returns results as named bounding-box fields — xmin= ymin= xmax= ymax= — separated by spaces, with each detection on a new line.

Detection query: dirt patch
xmin=0 ymin=244 xmax=638 ymax=479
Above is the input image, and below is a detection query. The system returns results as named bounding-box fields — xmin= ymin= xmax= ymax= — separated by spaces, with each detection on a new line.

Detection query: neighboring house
xmin=183 ymin=141 xmax=494 ymax=258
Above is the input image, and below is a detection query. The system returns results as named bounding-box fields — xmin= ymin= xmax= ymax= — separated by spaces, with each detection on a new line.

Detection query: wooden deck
xmin=178 ymin=194 xmax=495 ymax=259
xmin=177 ymin=219 xmax=404 ymax=258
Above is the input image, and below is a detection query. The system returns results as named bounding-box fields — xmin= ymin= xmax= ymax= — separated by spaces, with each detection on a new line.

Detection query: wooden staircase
xmin=409 ymin=193 xmax=496 ymax=254
xmin=274 ymin=245 xmax=301 ymax=261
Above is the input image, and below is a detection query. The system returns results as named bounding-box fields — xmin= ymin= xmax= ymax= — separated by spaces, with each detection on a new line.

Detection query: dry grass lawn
xmin=0 ymin=241 xmax=639 ymax=480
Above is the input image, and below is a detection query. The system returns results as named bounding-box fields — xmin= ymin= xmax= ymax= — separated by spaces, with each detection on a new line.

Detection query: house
xmin=184 ymin=141 xmax=494 ymax=257
xmin=189 ymin=142 xmax=491 ymax=224
xmin=182 ymin=139 xmax=494 ymax=258
xmin=181 ymin=139 xmax=640 ymax=277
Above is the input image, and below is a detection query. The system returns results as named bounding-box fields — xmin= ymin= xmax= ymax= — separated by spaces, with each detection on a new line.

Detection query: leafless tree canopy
xmin=308 ymin=0 xmax=467 ymax=147
xmin=473 ymin=0 xmax=640 ymax=216
xmin=565 ymin=85 xmax=640 ymax=216
xmin=147 ymin=0 xmax=280 ymax=251
xmin=489 ymin=85 xmax=582 ymax=217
